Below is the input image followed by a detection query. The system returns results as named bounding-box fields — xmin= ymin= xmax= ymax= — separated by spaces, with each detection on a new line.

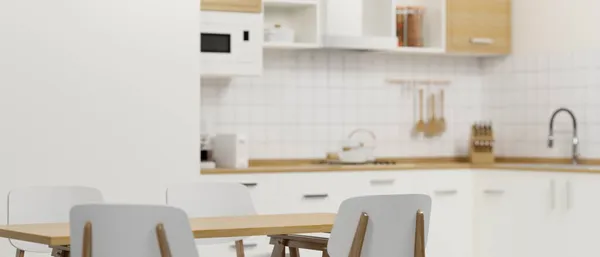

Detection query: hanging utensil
xmin=424 ymin=93 xmax=437 ymax=137
xmin=415 ymin=89 xmax=426 ymax=133
xmin=439 ymin=89 xmax=446 ymax=132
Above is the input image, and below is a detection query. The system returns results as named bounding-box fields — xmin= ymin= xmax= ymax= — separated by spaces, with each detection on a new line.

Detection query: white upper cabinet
xmin=321 ymin=0 xmax=445 ymax=53
xmin=318 ymin=0 xmax=510 ymax=55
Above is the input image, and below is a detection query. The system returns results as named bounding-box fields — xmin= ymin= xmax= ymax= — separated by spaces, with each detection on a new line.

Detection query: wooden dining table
xmin=0 ymin=213 xmax=336 ymax=257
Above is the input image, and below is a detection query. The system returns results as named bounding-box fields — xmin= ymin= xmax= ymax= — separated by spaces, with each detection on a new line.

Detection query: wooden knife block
xmin=469 ymin=125 xmax=495 ymax=164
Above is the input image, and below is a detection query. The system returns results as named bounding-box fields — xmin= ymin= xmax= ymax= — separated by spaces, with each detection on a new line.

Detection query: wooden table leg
xmin=321 ymin=251 xmax=329 ymax=257
xmin=235 ymin=240 xmax=246 ymax=257
xmin=50 ymin=246 xmax=71 ymax=257
xmin=289 ymin=247 xmax=300 ymax=257
xmin=270 ymin=240 xmax=286 ymax=257
xmin=15 ymin=249 xmax=24 ymax=257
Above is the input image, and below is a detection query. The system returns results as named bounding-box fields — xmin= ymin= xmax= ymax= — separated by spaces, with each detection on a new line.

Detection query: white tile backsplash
xmin=199 ymin=49 xmax=600 ymax=160
xmin=482 ymin=50 xmax=600 ymax=159
xmin=202 ymin=50 xmax=483 ymax=159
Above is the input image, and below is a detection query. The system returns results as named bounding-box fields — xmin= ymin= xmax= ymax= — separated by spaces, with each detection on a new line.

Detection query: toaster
xmin=211 ymin=134 xmax=249 ymax=169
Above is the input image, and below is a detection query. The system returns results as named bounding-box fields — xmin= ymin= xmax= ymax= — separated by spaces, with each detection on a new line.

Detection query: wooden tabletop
xmin=0 ymin=213 xmax=336 ymax=246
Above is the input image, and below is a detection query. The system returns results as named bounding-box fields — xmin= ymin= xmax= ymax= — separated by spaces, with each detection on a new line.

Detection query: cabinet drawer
xmin=260 ymin=173 xmax=352 ymax=214
xmin=349 ymin=171 xmax=419 ymax=196
xmin=448 ymin=19 xmax=510 ymax=54
xmin=198 ymin=174 xmax=273 ymax=214
xmin=413 ymin=171 xmax=472 ymax=195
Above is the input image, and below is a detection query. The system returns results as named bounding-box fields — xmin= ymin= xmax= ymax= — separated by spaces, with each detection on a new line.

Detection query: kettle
xmin=338 ymin=129 xmax=376 ymax=164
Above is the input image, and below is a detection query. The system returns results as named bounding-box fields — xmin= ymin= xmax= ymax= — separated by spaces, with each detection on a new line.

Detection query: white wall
xmin=512 ymin=0 xmax=600 ymax=55
xmin=481 ymin=0 xmax=600 ymax=158
xmin=0 ymin=0 xmax=200 ymax=254
xmin=202 ymin=51 xmax=483 ymax=158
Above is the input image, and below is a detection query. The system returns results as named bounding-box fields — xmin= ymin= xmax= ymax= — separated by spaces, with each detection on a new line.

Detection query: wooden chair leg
xmin=289 ymin=247 xmax=300 ymax=257
xmin=156 ymin=223 xmax=172 ymax=257
xmin=15 ymin=249 xmax=24 ymax=257
xmin=268 ymin=234 xmax=327 ymax=257
xmin=414 ymin=210 xmax=425 ymax=257
xmin=83 ymin=222 xmax=93 ymax=257
xmin=235 ymin=240 xmax=246 ymax=257
xmin=270 ymin=240 xmax=286 ymax=257
xmin=348 ymin=212 xmax=369 ymax=257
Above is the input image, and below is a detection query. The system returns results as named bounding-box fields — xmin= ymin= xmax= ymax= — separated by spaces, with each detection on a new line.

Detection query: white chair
xmin=270 ymin=194 xmax=432 ymax=257
xmin=165 ymin=182 xmax=257 ymax=257
xmin=70 ymin=204 xmax=199 ymax=257
xmin=7 ymin=186 xmax=104 ymax=257
xmin=328 ymin=194 xmax=432 ymax=257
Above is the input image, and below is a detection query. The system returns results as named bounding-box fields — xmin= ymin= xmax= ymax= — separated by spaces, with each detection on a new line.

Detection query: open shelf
xmin=263 ymin=0 xmax=318 ymax=8
xmin=322 ymin=0 xmax=396 ymax=50
xmin=389 ymin=46 xmax=445 ymax=54
xmin=393 ymin=0 xmax=446 ymax=50
xmin=263 ymin=0 xmax=321 ymax=47
xmin=322 ymin=0 xmax=445 ymax=51
xmin=264 ymin=41 xmax=320 ymax=49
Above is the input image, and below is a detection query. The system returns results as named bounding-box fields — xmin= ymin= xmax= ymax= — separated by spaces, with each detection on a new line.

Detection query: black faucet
xmin=548 ymin=108 xmax=579 ymax=164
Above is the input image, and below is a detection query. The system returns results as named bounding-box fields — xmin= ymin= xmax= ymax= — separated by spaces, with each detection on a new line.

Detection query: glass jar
xmin=406 ymin=6 xmax=425 ymax=47
xmin=396 ymin=6 xmax=407 ymax=47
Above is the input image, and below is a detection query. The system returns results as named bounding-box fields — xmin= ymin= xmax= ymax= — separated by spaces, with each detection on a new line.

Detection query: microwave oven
xmin=200 ymin=11 xmax=263 ymax=77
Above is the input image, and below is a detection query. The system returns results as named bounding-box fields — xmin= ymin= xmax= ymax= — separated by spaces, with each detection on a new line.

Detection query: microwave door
xmin=200 ymin=33 xmax=231 ymax=53
xmin=200 ymin=24 xmax=240 ymax=65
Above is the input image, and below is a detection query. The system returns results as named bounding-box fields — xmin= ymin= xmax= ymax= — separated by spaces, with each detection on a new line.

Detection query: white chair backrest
xmin=70 ymin=204 xmax=199 ymax=257
xmin=327 ymin=194 xmax=432 ymax=257
xmin=166 ymin=182 xmax=256 ymax=245
xmin=7 ymin=186 xmax=103 ymax=252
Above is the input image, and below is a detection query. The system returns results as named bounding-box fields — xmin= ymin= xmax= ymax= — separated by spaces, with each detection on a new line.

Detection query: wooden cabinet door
xmin=201 ymin=0 xmax=262 ymax=13
xmin=447 ymin=0 xmax=511 ymax=54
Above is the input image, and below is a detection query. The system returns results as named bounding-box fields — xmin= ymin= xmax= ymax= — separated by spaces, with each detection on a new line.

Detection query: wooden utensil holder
xmin=469 ymin=124 xmax=495 ymax=164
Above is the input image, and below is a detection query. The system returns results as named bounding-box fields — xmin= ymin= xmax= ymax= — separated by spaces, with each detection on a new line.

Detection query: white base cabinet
xmin=198 ymin=169 xmax=600 ymax=257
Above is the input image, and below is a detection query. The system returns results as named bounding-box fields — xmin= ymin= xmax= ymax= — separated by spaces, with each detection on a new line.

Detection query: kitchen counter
xmin=201 ymin=162 xmax=471 ymax=174
xmin=201 ymin=160 xmax=600 ymax=175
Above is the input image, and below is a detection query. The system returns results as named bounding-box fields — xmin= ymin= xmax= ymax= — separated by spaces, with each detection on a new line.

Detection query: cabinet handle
xmin=565 ymin=180 xmax=571 ymax=210
xmin=483 ymin=189 xmax=504 ymax=195
xmin=303 ymin=194 xmax=329 ymax=199
xmin=550 ymin=179 xmax=556 ymax=210
xmin=241 ymin=183 xmax=258 ymax=187
xmin=470 ymin=37 xmax=495 ymax=45
xmin=369 ymin=179 xmax=395 ymax=185
xmin=230 ymin=243 xmax=258 ymax=249
xmin=434 ymin=189 xmax=458 ymax=195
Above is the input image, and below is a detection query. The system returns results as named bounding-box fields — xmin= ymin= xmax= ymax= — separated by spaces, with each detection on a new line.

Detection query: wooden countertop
xmin=201 ymin=158 xmax=600 ymax=175
xmin=201 ymin=163 xmax=472 ymax=174
xmin=0 ymin=213 xmax=335 ymax=246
